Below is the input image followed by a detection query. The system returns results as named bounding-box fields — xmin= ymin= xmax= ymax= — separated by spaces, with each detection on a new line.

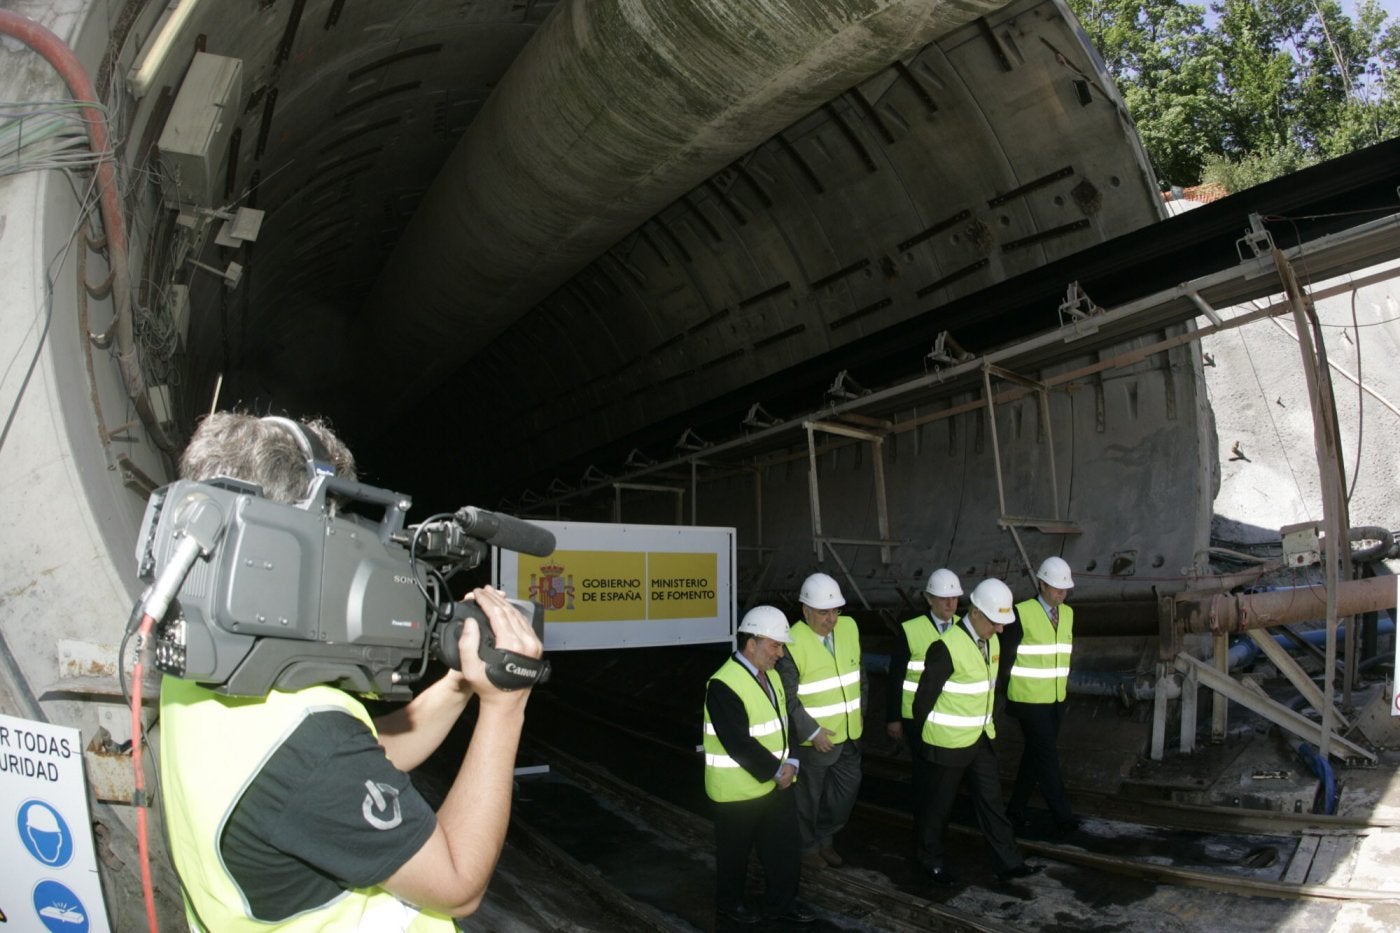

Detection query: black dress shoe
xmin=717 ymin=903 xmax=760 ymax=925
xmin=996 ymin=863 xmax=1042 ymax=881
xmin=765 ymin=904 xmax=817 ymax=924
xmin=1052 ymin=818 xmax=1081 ymax=837
xmin=925 ymin=865 xmax=960 ymax=885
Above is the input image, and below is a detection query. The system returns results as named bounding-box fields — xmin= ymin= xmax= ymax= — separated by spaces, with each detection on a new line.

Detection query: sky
xmin=1338 ymin=0 xmax=1400 ymax=21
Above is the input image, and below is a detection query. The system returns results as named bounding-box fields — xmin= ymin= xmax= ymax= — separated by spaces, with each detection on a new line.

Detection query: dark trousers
xmin=917 ymin=735 xmax=1023 ymax=873
xmin=713 ymin=786 xmax=799 ymax=915
xmin=1007 ymin=699 xmax=1073 ymax=825
xmin=792 ymin=740 xmax=861 ymax=852
xmin=902 ymin=718 xmax=930 ymax=846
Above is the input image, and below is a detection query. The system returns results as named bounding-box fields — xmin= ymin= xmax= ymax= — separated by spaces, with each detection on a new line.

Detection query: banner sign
xmin=497 ymin=521 xmax=735 ymax=650
xmin=0 ymin=713 xmax=111 ymax=932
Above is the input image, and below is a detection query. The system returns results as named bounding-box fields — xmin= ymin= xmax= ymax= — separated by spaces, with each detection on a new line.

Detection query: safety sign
xmin=1 ymin=713 xmax=110 ymax=932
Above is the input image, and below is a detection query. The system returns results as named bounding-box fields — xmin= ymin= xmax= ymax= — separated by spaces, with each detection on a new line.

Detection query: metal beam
xmin=1273 ymin=241 xmax=1354 ymax=758
xmin=1173 ymin=653 xmax=1374 ymax=762
xmin=1245 ymin=629 xmax=1352 ymax=732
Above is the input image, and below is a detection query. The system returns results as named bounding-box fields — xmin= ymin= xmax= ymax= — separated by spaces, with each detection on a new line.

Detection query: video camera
xmin=133 ymin=471 xmax=554 ymax=699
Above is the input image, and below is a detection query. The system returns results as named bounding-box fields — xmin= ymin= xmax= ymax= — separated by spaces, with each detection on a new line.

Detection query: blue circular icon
xmin=32 ymin=879 xmax=90 ymax=932
xmin=17 ymin=799 xmax=73 ymax=868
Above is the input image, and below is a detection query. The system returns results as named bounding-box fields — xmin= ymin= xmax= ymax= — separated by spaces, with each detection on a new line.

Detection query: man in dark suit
xmin=704 ymin=606 xmax=816 ymax=925
xmin=911 ymin=578 xmax=1038 ymax=885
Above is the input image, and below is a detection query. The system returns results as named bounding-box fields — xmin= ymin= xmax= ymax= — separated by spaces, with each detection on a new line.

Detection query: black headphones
xmin=260 ymin=416 xmax=337 ymax=490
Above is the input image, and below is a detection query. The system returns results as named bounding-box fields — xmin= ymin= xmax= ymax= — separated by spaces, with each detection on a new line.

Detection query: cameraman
xmin=157 ymin=412 xmax=541 ymax=930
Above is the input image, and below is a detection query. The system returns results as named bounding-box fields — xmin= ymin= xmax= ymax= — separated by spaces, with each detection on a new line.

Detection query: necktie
xmin=979 ymin=639 xmax=989 ymax=662
xmin=1050 ymin=605 xmax=1059 ymax=625
xmin=823 ymin=632 xmax=835 ymax=655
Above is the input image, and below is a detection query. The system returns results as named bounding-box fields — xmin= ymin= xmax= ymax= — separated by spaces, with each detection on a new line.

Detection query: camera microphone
xmin=453 ymin=506 xmax=555 ymax=557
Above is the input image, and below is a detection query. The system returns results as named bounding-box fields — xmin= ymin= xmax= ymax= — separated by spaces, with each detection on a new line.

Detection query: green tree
xmin=1071 ymin=0 xmax=1221 ymax=186
xmin=1068 ymin=0 xmax=1400 ymax=189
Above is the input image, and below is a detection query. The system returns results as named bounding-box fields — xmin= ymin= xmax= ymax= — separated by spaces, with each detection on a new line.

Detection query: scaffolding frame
xmin=516 ymin=213 xmax=1400 ymax=761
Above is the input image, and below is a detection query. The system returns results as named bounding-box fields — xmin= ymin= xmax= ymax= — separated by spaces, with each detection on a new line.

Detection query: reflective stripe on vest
xmin=159 ymin=678 xmax=454 ymax=932
xmin=922 ymin=627 xmax=998 ymax=749
xmin=899 ymin=613 xmax=957 ymax=719
xmin=1008 ymin=599 xmax=1074 ymax=703
xmin=788 ymin=616 xmax=864 ymax=744
xmin=703 ymin=658 xmax=790 ymax=802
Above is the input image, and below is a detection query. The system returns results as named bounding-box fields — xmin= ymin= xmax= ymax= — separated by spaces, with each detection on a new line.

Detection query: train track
xmin=525 ymin=735 xmax=1014 ymax=932
xmin=527 ymin=684 xmax=1400 ymax=915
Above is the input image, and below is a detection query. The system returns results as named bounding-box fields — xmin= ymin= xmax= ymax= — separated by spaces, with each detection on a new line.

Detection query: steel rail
xmin=530 ymin=734 xmax=1013 ymax=933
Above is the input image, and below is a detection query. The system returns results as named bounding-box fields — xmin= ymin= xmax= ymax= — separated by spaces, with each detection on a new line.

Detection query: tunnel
xmin=5 ymin=1 xmax=1400 ymax=928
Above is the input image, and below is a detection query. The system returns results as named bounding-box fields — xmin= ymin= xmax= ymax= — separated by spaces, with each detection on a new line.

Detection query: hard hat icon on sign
xmin=18 ymin=799 xmax=72 ymax=867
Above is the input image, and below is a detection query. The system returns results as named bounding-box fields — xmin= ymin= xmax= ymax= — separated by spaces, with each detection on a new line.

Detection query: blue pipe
xmin=1224 ymin=614 xmax=1395 ymax=670
xmin=1295 ymin=742 xmax=1338 ymax=815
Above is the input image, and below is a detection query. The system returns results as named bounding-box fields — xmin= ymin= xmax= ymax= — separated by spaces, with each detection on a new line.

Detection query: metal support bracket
xmin=675 ymin=427 xmax=710 ymax=452
xmin=927 ymin=330 xmax=974 ymax=370
xmin=742 ymin=403 xmax=780 ymax=429
xmin=825 ymin=370 xmax=869 ymax=402
xmin=804 ymin=419 xmax=897 ymax=565
xmin=612 ymin=481 xmax=684 ymax=524
xmin=1174 ymin=653 xmax=1374 ymax=763
xmin=980 ymin=362 xmax=1081 ymax=566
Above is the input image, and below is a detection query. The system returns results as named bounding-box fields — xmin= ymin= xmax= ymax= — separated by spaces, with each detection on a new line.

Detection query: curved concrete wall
xmin=363 ymin=0 xmax=1011 ymax=424
xmin=0 ymin=3 xmax=183 ymax=926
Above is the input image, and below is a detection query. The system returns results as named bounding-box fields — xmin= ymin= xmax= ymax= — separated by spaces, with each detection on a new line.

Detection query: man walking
xmin=777 ymin=572 xmax=865 ymax=872
xmin=912 ymin=578 xmax=1037 ymax=884
xmin=1003 ymin=556 xmax=1078 ymax=835
xmin=704 ymin=606 xmax=815 ymax=925
xmin=885 ymin=569 xmax=962 ymax=847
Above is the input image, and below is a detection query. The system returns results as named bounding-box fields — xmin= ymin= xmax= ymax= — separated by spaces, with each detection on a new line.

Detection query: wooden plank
xmin=1305 ymin=834 xmax=1351 ymax=886
xmin=1282 ymin=834 xmax=1321 ymax=885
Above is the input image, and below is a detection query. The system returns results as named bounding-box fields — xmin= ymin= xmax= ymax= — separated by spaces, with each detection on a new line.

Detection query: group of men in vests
xmin=702 ymin=559 xmax=1076 ymax=923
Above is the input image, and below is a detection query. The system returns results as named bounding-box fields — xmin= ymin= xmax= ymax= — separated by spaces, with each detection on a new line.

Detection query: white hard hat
xmin=924 ymin=568 xmax=963 ymax=598
xmin=799 ymin=572 xmax=845 ymax=610
xmin=737 ymin=605 xmax=793 ymax=643
xmin=969 ymin=578 xmax=1016 ymax=623
xmin=1037 ymin=556 xmax=1075 ymax=589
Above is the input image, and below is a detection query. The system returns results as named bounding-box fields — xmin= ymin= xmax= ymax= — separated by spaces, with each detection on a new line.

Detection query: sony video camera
xmin=133 ymin=472 xmax=554 ymax=699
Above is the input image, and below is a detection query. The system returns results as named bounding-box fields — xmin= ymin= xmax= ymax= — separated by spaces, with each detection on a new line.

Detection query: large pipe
xmin=0 ymin=9 xmax=172 ymax=450
xmin=359 ymin=0 xmax=1008 ymax=428
xmin=1174 ymin=575 xmax=1398 ymax=635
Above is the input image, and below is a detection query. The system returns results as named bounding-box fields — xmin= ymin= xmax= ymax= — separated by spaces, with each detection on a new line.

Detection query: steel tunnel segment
xmin=358 ymin=0 xmax=1013 ymax=433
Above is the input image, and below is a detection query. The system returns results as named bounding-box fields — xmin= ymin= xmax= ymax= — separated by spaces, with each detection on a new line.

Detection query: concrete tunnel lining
xmin=0 ymin=0 xmax=1217 ymax=611
xmin=3 ymin=4 xmax=1400 ymax=926
xmin=362 ymin=0 xmax=1013 ymax=429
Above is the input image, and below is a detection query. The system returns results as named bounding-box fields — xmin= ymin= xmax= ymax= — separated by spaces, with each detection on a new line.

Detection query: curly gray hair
xmin=179 ymin=412 xmax=356 ymax=503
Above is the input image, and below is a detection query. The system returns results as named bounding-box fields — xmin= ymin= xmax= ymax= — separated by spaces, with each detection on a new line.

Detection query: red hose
xmin=129 ymin=615 xmax=160 ymax=933
xmin=0 ymin=8 xmax=173 ymax=450
xmin=0 ymin=10 xmax=128 ymax=305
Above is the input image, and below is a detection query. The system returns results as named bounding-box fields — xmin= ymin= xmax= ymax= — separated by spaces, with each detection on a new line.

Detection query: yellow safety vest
xmin=921 ymin=626 xmax=998 ymax=749
xmin=1008 ymin=599 xmax=1074 ymax=703
xmin=788 ymin=616 xmax=863 ymax=744
xmin=703 ymin=658 xmax=789 ymax=802
xmin=899 ymin=613 xmax=957 ymax=720
xmin=159 ymin=678 xmax=454 ymax=932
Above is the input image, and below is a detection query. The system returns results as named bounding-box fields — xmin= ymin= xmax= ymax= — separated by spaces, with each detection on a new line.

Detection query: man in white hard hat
xmin=776 ymin=572 xmax=866 ymax=872
xmin=1002 ymin=556 xmax=1079 ymax=836
xmin=912 ymin=578 xmax=1038 ymax=884
xmin=703 ymin=606 xmax=815 ymax=925
xmin=885 ymin=568 xmax=962 ymax=853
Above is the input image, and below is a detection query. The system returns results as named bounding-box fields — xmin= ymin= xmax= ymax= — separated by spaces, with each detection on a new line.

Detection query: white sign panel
xmin=0 ymin=713 xmax=110 ymax=932
xmin=496 ymin=521 xmax=735 ymax=650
